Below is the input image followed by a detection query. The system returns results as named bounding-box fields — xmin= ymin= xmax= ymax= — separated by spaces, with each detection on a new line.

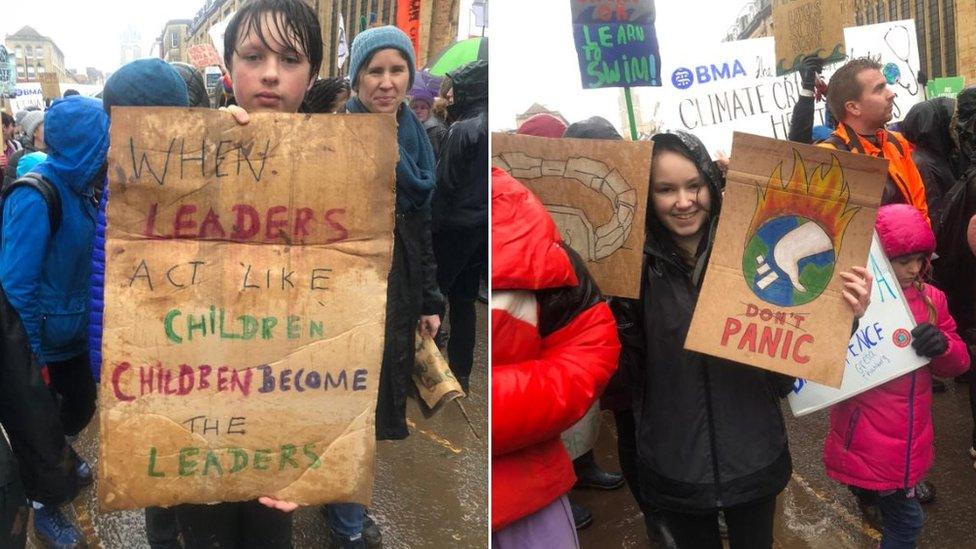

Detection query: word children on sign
xmin=98 ymin=108 xmax=397 ymax=511
xmin=570 ymin=0 xmax=661 ymax=89
xmin=685 ymin=133 xmax=886 ymax=388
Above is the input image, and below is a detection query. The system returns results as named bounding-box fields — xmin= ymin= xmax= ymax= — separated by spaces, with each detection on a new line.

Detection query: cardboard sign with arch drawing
xmin=491 ymin=133 xmax=651 ymax=298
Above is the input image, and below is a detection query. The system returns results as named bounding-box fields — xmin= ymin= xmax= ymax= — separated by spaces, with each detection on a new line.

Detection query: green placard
xmin=926 ymin=76 xmax=965 ymax=99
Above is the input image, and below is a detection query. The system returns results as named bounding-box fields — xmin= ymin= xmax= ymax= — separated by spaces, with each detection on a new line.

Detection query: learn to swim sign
xmin=491 ymin=133 xmax=651 ymax=298
xmin=570 ymin=0 xmax=661 ymax=89
xmin=98 ymin=108 xmax=396 ymax=511
xmin=788 ymin=232 xmax=926 ymax=416
xmin=685 ymin=133 xmax=886 ymax=388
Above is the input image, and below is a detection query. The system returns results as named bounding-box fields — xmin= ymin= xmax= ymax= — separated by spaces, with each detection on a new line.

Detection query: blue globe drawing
xmin=742 ymin=215 xmax=835 ymax=307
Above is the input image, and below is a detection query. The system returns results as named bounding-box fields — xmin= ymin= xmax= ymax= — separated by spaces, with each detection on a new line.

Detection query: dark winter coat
xmin=616 ymin=131 xmax=792 ymax=512
xmin=432 ymin=60 xmax=488 ymax=231
xmin=901 ymin=97 xmax=959 ymax=233
xmin=934 ymin=87 xmax=976 ymax=343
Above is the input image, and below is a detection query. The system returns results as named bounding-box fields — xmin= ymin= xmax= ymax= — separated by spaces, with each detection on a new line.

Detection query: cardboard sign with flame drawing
xmin=686 ymin=133 xmax=886 ymax=388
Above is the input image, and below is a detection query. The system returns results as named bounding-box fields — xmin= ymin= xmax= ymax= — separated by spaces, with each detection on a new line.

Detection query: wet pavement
xmin=28 ymin=303 xmax=488 ymax=548
xmin=576 ymin=377 xmax=976 ymax=548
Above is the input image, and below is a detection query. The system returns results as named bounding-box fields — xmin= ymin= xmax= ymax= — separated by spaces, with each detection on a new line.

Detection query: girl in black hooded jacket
xmin=613 ymin=131 xmax=871 ymax=548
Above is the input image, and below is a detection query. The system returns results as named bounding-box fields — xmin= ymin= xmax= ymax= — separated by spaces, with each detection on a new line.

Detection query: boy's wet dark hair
xmin=224 ymin=0 xmax=323 ymax=80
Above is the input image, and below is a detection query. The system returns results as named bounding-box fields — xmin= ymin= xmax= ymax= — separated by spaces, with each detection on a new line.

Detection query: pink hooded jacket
xmin=823 ymin=205 xmax=970 ymax=490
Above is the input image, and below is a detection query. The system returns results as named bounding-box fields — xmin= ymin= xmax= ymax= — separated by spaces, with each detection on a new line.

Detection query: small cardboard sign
xmin=788 ymin=232 xmax=926 ymax=416
xmin=570 ymin=0 xmax=661 ymax=88
xmin=188 ymin=44 xmax=224 ymax=70
xmin=98 ymin=108 xmax=397 ymax=511
xmin=491 ymin=133 xmax=651 ymax=298
xmin=685 ymin=132 xmax=886 ymax=388
xmin=37 ymin=73 xmax=61 ymax=101
xmin=772 ymin=0 xmax=853 ymax=75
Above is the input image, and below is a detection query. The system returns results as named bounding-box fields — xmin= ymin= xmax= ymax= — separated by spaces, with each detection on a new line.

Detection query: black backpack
xmin=0 ymin=173 xmax=62 ymax=233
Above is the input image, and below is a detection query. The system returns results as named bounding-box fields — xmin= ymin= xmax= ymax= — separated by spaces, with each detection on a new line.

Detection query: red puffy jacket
xmin=491 ymin=168 xmax=619 ymax=531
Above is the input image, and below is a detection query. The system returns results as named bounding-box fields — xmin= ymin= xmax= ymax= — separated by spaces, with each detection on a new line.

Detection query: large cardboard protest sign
xmin=788 ymin=233 xmax=926 ymax=415
xmin=98 ymin=108 xmax=396 ymax=511
xmin=571 ymin=0 xmax=661 ymax=88
xmin=771 ymin=0 xmax=852 ymax=75
xmin=685 ymin=133 xmax=885 ymax=388
xmin=492 ymin=133 xmax=651 ymax=298
xmin=659 ymin=19 xmax=923 ymax=156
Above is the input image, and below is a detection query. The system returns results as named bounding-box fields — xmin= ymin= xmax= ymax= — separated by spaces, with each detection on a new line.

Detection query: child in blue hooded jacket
xmin=0 ymin=95 xmax=108 ymax=548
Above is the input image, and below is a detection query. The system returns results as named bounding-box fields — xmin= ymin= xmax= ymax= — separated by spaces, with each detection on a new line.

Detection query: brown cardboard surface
xmin=98 ymin=108 xmax=397 ymax=511
xmin=38 ymin=73 xmax=60 ymax=101
xmin=772 ymin=0 xmax=853 ymax=74
xmin=491 ymin=133 xmax=651 ymax=298
xmin=685 ymin=132 xmax=886 ymax=388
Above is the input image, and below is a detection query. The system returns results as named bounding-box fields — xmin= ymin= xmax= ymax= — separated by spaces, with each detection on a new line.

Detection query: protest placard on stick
xmin=685 ymin=132 xmax=886 ymax=388
xmin=788 ymin=232 xmax=926 ymax=416
xmin=570 ymin=0 xmax=661 ymax=89
xmin=98 ymin=108 xmax=397 ymax=511
xmin=772 ymin=0 xmax=852 ymax=75
xmin=492 ymin=133 xmax=651 ymax=298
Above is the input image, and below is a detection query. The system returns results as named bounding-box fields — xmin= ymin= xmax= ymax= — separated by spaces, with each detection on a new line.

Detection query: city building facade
xmin=183 ymin=0 xmax=460 ymax=78
xmin=4 ymin=25 xmax=69 ymax=82
xmin=161 ymin=20 xmax=193 ymax=64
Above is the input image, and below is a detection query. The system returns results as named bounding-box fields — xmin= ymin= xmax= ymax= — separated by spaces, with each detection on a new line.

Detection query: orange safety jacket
xmin=817 ymin=123 xmax=930 ymax=226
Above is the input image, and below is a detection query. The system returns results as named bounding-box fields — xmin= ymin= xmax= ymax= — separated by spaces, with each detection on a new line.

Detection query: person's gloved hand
xmin=799 ymin=54 xmax=825 ymax=91
xmin=911 ymin=322 xmax=948 ymax=358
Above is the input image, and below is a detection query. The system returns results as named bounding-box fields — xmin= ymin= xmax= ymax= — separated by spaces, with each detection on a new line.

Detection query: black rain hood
xmin=955 ymin=87 xmax=976 ymax=172
xmin=902 ymin=97 xmax=957 ymax=157
xmin=646 ymin=130 xmax=725 ymax=280
xmin=563 ymin=116 xmax=622 ymax=140
xmin=446 ymin=60 xmax=487 ymax=122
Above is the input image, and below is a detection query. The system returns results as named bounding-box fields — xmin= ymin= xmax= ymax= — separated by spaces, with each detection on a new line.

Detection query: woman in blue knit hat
xmin=322 ymin=24 xmax=445 ymax=548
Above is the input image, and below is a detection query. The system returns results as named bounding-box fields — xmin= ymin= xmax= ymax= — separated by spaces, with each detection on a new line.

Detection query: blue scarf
xmin=346 ymin=97 xmax=436 ymax=212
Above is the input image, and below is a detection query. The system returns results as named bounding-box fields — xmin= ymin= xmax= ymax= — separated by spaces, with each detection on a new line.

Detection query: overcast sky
xmin=491 ymin=0 xmax=753 ymax=132
xmin=1 ymin=0 xmax=482 ymax=75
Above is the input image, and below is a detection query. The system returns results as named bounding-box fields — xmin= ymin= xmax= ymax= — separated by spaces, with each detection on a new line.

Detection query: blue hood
xmin=34 ymin=96 xmax=109 ymax=196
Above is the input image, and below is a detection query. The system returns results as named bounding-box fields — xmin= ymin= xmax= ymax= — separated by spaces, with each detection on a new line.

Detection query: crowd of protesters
xmin=0 ymin=0 xmax=487 ymax=548
xmin=491 ymin=52 xmax=976 ymax=549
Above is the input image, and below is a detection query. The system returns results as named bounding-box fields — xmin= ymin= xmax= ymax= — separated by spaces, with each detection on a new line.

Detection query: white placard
xmin=788 ymin=232 xmax=927 ymax=416
xmin=660 ymin=20 xmax=923 ymax=157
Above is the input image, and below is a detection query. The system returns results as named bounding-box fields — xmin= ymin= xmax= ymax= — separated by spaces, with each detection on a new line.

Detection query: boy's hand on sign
xmin=221 ymin=105 xmax=250 ymax=126
xmin=840 ymin=266 xmax=872 ymax=319
xmin=257 ymin=496 xmax=299 ymax=513
xmin=418 ymin=314 xmax=441 ymax=338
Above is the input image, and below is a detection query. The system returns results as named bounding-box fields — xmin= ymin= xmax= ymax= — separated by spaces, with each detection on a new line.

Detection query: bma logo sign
xmin=671 ymin=60 xmax=748 ymax=89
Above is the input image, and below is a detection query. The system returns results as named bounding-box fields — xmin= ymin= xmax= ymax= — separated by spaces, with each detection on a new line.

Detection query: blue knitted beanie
xmin=102 ymin=58 xmax=190 ymax=115
xmin=349 ymin=26 xmax=416 ymax=90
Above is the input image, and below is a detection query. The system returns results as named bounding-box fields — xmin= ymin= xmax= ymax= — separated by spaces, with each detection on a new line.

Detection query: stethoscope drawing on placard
xmin=882 ymin=24 xmax=919 ymax=97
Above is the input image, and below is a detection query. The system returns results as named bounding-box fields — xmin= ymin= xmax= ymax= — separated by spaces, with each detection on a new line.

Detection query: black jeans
xmin=174 ymin=500 xmax=292 ymax=548
xmin=658 ymin=495 xmax=777 ymax=549
xmin=0 ymin=478 xmax=28 ymax=549
xmin=433 ymin=225 xmax=487 ymax=386
xmin=46 ymin=353 xmax=96 ymax=437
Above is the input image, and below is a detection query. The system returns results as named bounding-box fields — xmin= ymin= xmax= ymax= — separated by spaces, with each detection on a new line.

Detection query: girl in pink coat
xmin=824 ymin=204 xmax=970 ymax=548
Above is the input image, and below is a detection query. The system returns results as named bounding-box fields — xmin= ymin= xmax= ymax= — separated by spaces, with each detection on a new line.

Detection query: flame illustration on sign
xmin=742 ymin=150 xmax=860 ymax=307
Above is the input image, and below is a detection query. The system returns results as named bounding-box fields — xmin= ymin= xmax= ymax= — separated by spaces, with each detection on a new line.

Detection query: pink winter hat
xmin=517 ymin=113 xmax=567 ymax=138
xmin=876 ymin=204 xmax=935 ymax=259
